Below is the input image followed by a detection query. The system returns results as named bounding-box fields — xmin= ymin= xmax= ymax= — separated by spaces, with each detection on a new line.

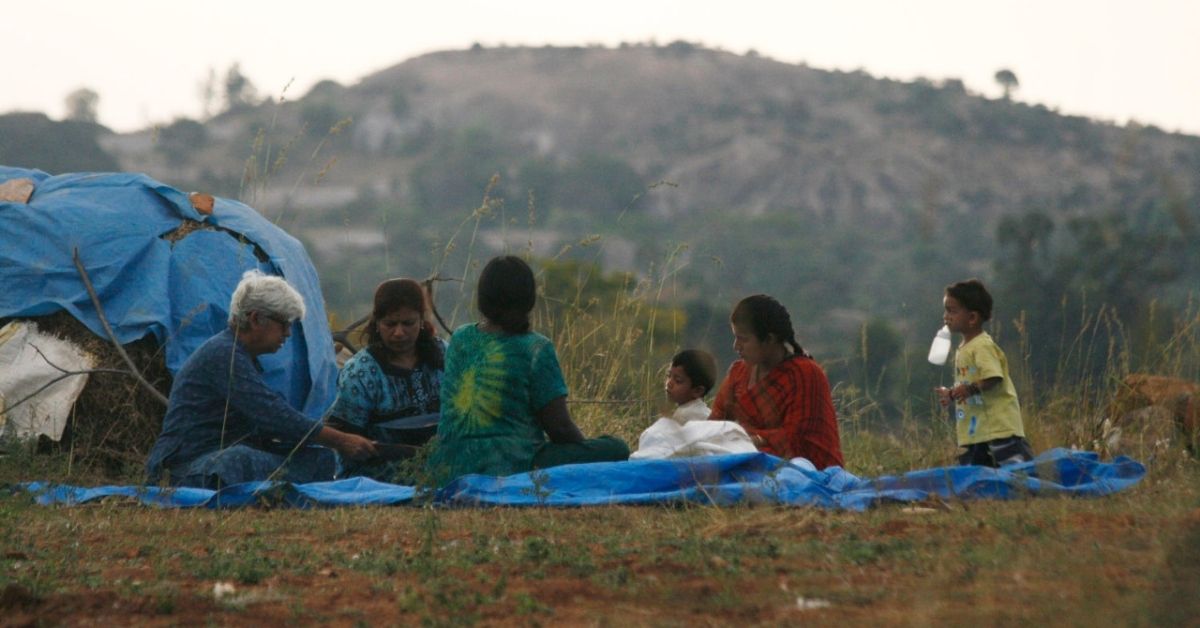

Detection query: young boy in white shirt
xmin=631 ymin=349 xmax=758 ymax=460
xmin=663 ymin=349 xmax=717 ymax=423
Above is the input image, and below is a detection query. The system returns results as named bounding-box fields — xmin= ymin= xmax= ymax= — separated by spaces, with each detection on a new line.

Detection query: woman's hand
xmin=338 ymin=433 xmax=379 ymax=460
xmin=316 ymin=426 xmax=379 ymax=460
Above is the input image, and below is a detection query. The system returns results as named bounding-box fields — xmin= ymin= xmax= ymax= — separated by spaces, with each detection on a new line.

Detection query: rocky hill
xmin=5 ymin=43 xmax=1199 ymax=374
xmin=88 ymin=43 xmax=1200 ymax=227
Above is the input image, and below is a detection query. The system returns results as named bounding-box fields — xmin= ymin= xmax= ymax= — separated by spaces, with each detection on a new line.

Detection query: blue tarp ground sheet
xmin=0 ymin=166 xmax=337 ymax=417
xmin=21 ymin=448 xmax=1145 ymax=511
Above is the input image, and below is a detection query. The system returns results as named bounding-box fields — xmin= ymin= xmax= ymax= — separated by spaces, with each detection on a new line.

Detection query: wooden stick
xmin=3 ymin=367 xmax=131 ymax=415
xmin=423 ymin=274 xmax=459 ymax=336
xmin=566 ymin=399 xmax=648 ymax=405
xmin=331 ymin=314 xmax=370 ymax=353
xmin=71 ymin=247 xmax=170 ymax=406
xmin=1 ymin=343 xmax=131 ymax=415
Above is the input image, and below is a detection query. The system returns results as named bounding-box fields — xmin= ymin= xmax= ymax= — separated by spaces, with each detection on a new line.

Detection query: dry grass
xmin=14 ymin=311 xmax=172 ymax=477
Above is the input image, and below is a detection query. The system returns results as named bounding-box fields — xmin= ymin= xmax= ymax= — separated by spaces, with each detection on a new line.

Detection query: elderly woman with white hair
xmin=145 ymin=271 xmax=376 ymax=488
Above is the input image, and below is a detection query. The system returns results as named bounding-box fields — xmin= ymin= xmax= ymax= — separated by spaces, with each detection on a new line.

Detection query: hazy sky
xmin=4 ymin=0 xmax=1198 ymax=135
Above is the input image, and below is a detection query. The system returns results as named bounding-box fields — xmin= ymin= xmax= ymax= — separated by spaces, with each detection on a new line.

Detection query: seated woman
xmin=427 ymin=255 xmax=630 ymax=481
xmin=146 ymin=271 xmax=376 ymax=488
xmin=709 ymin=294 xmax=845 ymax=469
xmin=325 ymin=278 xmax=445 ymax=480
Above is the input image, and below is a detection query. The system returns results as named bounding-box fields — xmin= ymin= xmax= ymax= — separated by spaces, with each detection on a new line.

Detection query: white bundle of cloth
xmin=630 ymin=399 xmax=758 ymax=460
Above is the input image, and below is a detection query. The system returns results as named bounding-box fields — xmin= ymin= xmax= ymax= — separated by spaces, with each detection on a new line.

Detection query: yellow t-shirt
xmin=953 ymin=332 xmax=1024 ymax=445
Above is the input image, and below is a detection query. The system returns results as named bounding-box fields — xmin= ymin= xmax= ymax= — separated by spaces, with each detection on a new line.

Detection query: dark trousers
xmin=172 ymin=444 xmax=338 ymax=488
xmin=958 ymin=436 xmax=1035 ymax=468
xmin=532 ymin=435 xmax=630 ymax=470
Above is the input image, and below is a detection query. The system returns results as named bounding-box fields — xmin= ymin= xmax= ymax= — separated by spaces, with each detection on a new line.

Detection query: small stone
xmin=796 ymin=596 xmax=831 ymax=610
xmin=212 ymin=582 xmax=236 ymax=599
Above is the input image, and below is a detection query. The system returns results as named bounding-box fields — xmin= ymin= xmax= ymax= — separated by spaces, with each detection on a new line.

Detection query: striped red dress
xmin=709 ymin=356 xmax=844 ymax=469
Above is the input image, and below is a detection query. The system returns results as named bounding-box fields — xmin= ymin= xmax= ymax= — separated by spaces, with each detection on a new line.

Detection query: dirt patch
xmin=0 ymin=502 xmax=1186 ymax=626
xmin=3 ymin=461 xmax=1196 ymax=626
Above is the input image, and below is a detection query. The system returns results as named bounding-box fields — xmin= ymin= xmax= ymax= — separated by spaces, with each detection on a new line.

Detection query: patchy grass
xmin=1 ymin=466 xmax=1198 ymax=625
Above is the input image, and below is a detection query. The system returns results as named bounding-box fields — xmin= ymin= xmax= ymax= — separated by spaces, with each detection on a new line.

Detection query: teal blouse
xmin=427 ymin=323 xmax=568 ymax=480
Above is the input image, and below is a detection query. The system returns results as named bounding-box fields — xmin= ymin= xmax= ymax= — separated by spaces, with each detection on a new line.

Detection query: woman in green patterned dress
xmin=427 ymin=255 xmax=629 ymax=481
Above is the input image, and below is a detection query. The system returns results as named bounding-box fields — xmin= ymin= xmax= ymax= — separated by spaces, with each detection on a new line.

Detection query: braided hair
xmin=361 ymin=278 xmax=443 ymax=369
xmin=730 ymin=294 xmax=811 ymax=359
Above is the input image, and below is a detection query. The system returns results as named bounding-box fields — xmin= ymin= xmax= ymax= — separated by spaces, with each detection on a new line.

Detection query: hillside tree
xmin=223 ymin=63 xmax=259 ymax=112
xmin=994 ymin=69 xmax=1019 ymax=100
xmin=64 ymin=87 xmax=99 ymax=124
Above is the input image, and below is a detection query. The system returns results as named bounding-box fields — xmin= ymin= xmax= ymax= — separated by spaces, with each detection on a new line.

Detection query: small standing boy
xmin=663 ymin=349 xmax=718 ymax=423
xmin=936 ymin=279 xmax=1035 ymax=467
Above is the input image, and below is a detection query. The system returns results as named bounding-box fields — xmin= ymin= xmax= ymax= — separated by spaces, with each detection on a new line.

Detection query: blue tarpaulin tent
xmin=0 ymin=166 xmax=337 ymax=417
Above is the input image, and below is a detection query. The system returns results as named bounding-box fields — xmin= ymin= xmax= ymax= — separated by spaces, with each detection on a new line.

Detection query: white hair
xmin=228 ymin=270 xmax=306 ymax=329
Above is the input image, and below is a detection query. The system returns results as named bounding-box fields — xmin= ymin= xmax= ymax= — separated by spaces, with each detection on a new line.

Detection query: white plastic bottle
xmin=927 ymin=325 xmax=952 ymax=365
